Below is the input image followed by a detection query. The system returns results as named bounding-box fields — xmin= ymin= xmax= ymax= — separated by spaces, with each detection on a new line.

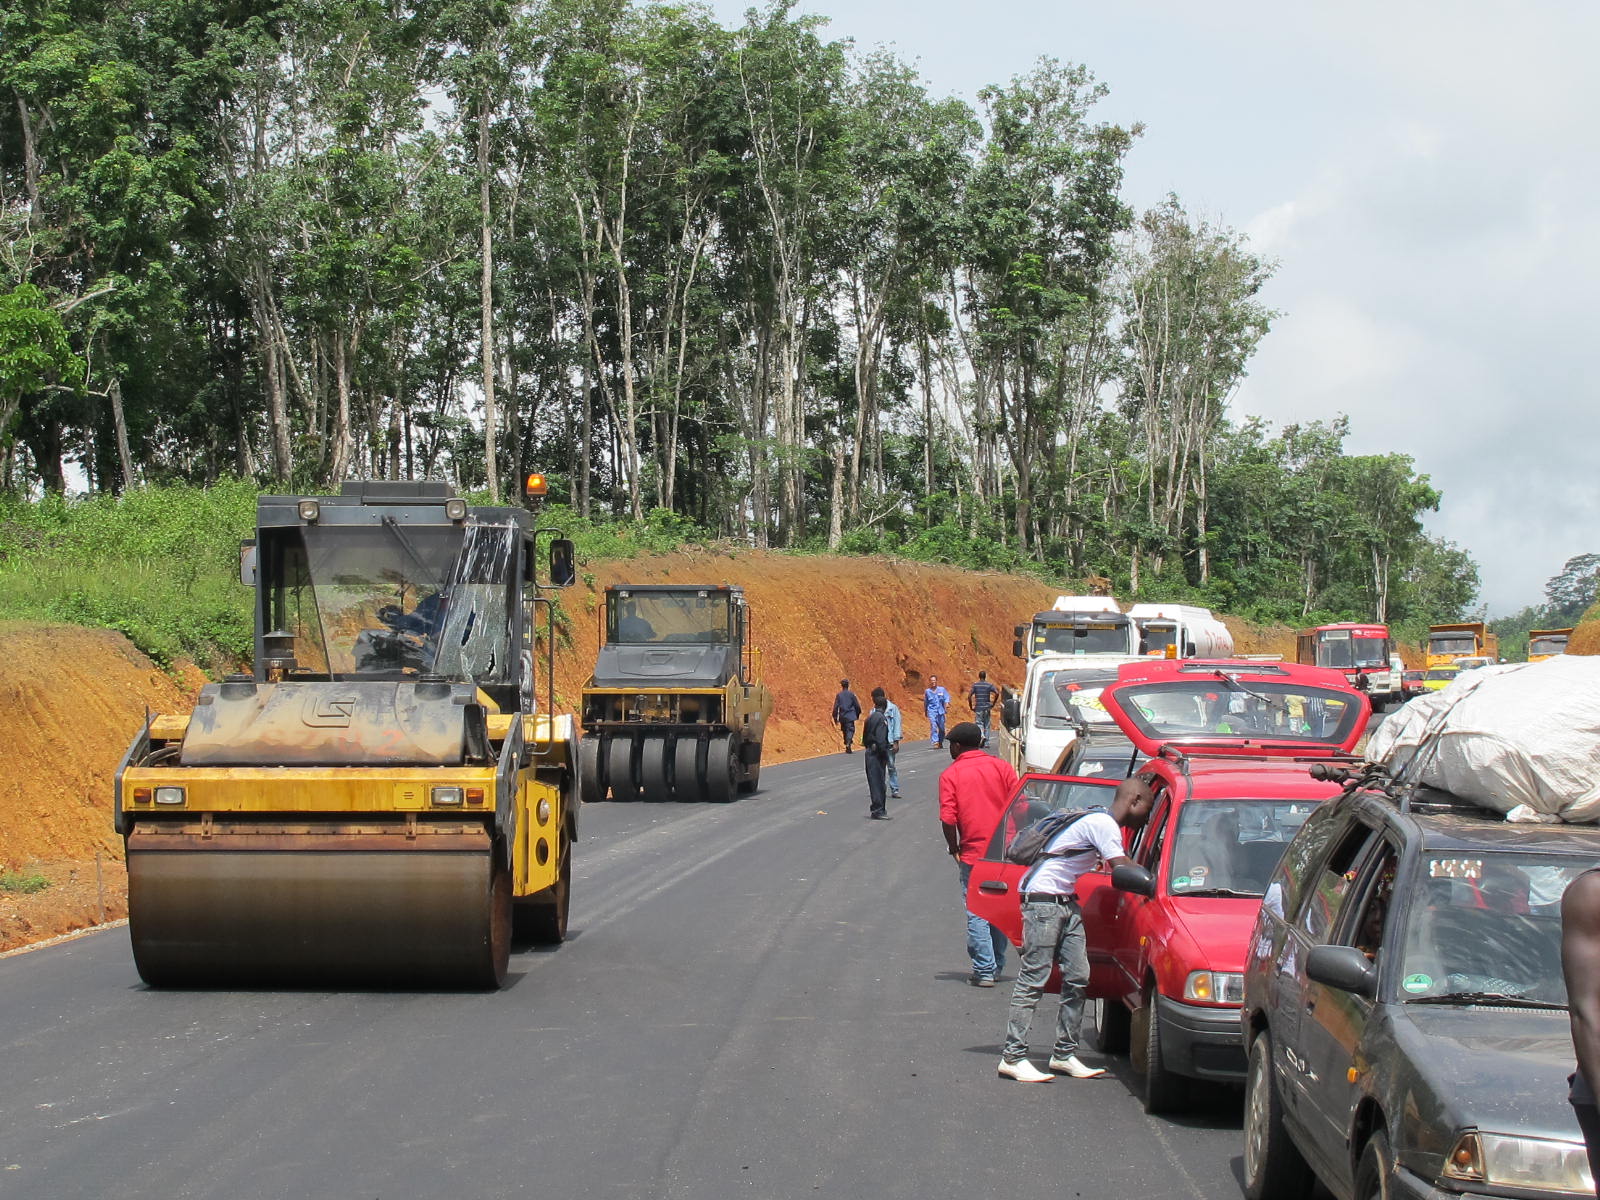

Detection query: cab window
xmin=1296 ymin=821 xmax=1380 ymax=942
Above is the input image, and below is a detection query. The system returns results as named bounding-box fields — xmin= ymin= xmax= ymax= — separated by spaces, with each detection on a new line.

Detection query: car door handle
xmin=978 ymin=881 xmax=1009 ymax=894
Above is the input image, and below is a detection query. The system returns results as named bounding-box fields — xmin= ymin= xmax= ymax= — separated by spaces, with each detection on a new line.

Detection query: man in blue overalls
xmin=924 ymin=675 xmax=951 ymax=748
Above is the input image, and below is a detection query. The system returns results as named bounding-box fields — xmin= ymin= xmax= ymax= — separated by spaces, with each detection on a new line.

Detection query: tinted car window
xmin=1340 ymin=844 xmax=1399 ymax=963
xmin=981 ymin=778 xmax=1119 ymax=861
xmin=1262 ymin=803 xmax=1346 ymax=922
xmin=1297 ymin=821 xmax=1378 ymax=942
xmin=1398 ymin=852 xmax=1593 ymax=1005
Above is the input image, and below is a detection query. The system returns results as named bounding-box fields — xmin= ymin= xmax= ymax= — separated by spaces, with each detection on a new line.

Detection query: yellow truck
xmin=1527 ymin=628 xmax=1573 ymax=663
xmin=115 ymin=478 xmax=578 ymax=988
xmin=1425 ymin=622 xmax=1499 ymax=670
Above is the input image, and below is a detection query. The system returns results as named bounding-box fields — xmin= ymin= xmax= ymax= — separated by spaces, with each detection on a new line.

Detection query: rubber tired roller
xmin=579 ymin=584 xmax=773 ymax=803
xmin=115 ymin=479 xmax=579 ymax=988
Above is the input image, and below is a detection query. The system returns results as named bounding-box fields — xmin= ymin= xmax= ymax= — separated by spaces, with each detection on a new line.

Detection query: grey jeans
xmin=1001 ymin=898 xmax=1089 ymax=1063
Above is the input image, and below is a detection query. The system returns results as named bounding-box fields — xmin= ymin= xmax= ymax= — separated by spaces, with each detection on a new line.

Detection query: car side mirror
xmin=1111 ymin=863 xmax=1155 ymax=898
xmin=549 ymin=538 xmax=576 ymax=587
xmin=1001 ymin=697 xmax=1022 ymax=730
xmin=1305 ymin=944 xmax=1377 ymax=998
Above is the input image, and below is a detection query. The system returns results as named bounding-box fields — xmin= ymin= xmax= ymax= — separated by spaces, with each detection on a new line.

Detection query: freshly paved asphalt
xmin=2 ymin=741 xmax=1251 ymax=1200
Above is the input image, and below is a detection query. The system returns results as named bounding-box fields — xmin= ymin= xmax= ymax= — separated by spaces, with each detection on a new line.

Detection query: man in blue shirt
xmin=924 ymin=675 xmax=951 ymax=747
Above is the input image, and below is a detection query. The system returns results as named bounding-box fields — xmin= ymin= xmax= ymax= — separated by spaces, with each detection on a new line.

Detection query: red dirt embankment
xmin=0 ymin=553 xmax=1307 ymax=953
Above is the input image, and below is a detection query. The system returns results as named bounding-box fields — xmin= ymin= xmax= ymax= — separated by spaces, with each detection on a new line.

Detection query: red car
xmin=967 ymin=659 xmax=1369 ymax=1112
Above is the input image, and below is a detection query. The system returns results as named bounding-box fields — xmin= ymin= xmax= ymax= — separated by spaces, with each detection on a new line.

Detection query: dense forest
xmin=1 ymin=0 xmax=1478 ymax=628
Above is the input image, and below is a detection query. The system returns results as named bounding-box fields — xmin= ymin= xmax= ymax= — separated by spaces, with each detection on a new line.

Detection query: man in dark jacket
xmin=863 ymin=688 xmax=892 ymax=819
xmin=832 ymin=680 xmax=862 ymax=753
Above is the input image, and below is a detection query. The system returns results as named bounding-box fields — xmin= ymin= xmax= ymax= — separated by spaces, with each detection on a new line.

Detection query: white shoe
xmin=1048 ymin=1054 xmax=1106 ymax=1078
xmin=997 ymin=1058 xmax=1054 ymax=1083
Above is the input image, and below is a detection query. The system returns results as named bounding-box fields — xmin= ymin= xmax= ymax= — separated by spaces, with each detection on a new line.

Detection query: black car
xmin=1049 ymin=722 xmax=1144 ymax=779
xmin=1240 ymin=785 xmax=1600 ymax=1200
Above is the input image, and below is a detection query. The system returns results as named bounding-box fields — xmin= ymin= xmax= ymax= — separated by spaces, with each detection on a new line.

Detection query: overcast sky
xmin=707 ymin=0 xmax=1599 ymax=616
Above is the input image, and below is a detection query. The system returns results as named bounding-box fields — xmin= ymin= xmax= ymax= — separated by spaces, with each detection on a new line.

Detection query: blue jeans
xmin=1002 ymin=898 xmax=1088 ymax=1063
xmin=887 ymin=744 xmax=900 ymax=795
xmin=958 ymin=862 xmax=1008 ymax=980
xmin=975 ymin=706 xmax=993 ymax=742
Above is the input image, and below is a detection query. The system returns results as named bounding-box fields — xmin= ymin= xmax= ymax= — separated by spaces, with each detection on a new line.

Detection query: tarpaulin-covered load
xmin=1366 ymin=656 xmax=1600 ymax=822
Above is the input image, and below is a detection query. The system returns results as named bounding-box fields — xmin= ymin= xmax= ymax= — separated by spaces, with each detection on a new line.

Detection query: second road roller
xmin=114 ymin=477 xmax=578 ymax=988
xmin=579 ymin=584 xmax=773 ymax=802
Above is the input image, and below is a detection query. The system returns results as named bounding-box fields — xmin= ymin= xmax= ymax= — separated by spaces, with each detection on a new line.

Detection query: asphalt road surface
xmin=3 ymin=742 xmax=1250 ymax=1200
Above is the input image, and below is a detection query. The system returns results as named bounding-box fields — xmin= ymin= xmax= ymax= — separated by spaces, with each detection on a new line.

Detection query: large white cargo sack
xmin=1366 ymin=655 xmax=1600 ymax=821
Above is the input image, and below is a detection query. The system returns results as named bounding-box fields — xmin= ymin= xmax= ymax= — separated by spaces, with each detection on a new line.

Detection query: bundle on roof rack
xmin=1367 ymin=656 xmax=1600 ymax=822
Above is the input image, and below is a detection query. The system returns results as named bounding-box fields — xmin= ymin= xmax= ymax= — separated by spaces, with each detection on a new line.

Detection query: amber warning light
xmin=524 ymin=473 xmax=548 ymax=497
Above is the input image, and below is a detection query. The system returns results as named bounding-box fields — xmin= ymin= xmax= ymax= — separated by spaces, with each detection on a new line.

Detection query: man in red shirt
xmin=940 ymin=721 xmax=1020 ymax=987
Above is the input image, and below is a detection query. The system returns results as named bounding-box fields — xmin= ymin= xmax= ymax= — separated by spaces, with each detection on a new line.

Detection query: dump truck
xmin=579 ymin=584 xmax=772 ymax=803
xmin=1528 ymin=628 xmax=1573 ymax=663
xmin=1426 ymin=622 xmax=1498 ymax=670
xmin=114 ymin=478 xmax=578 ymax=989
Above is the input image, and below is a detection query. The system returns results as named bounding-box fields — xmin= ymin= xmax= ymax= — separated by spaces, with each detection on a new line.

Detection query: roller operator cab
xmin=579 ymin=585 xmax=773 ymax=804
xmin=115 ymin=479 xmax=580 ymax=989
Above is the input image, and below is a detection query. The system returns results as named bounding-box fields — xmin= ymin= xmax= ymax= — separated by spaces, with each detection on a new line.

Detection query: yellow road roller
xmin=114 ymin=478 xmax=578 ymax=988
xmin=579 ymin=585 xmax=773 ymax=803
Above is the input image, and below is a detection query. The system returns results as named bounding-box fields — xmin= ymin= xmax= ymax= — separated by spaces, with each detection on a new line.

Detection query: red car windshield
xmin=1167 ymin=800 xmax=1320 ymax=897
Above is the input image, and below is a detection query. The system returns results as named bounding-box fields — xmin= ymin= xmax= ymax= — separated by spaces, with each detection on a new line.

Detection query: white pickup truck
xmin=996 ymin=651 xmax=1142 ymax=775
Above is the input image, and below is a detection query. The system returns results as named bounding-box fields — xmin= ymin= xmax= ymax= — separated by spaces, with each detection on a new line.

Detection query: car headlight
xmin=1442 ymin=1130 xmax=1595 ymax=1194
xmin=1182 ymin=970 xmax=1244 ymax=1005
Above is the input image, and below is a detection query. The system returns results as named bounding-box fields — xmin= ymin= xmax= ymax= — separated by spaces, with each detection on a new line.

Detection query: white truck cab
xmin=997 ymin=651 xmax=1138 ymax=775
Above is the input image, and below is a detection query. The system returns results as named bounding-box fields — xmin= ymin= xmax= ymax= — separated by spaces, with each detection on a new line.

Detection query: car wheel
xmin=1136 ymin=985 xmax=1189 ymax=1114
xmin=1354 ymin=1129 xmax=1394 ymax=1200
xmin=1090 ymin=997 xmax=1130 ymax=1054
xmin=1243 ymin=1030 xmax=1313 ymax=1200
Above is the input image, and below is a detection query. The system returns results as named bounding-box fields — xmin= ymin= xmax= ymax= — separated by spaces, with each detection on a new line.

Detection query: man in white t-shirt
xmin=997 ymin=774 xmax=1155 ymax=1083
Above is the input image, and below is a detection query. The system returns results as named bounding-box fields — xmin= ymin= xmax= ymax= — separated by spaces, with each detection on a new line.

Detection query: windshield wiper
xmin=1212 ymin=670 xmax=1274 ymax=705
xmin=1177 ymin=887 xmax=1264 ymax=898
xmin=1408 ymin=991 xmax=1566 ymax=1009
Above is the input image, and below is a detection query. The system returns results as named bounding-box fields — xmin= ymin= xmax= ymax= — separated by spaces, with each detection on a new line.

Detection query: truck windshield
xmin=1529 ymin=636 xmax=1569 ymax=656
xmin=1429 ymin=634 xmax=1477 ymax=655
xmin=273 ymin=521 xmax=516 ymax=684
xmin=1044 ymin=671 xmax=1119 ymax=728
xmin=1316 ymin=635 xmax=1389 ymax=669
xmin=1139 ymin=624 xmax=1177 ymax=655
xmin=1167 ymin=800 xmax=1319 ymax=896
xmin=1399 ymin=853 xmax=1591 ymax=1007
xmin=609 ymin=591 xmax=731 ymax=644
xmin=1034 ymin=622 xmax=1131 ymax=656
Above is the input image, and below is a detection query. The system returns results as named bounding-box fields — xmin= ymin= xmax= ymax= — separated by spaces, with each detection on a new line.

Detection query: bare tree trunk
xmin=105 ymin=357 xmax=136 ymax=492
xmin=478 ymin=104 xmax=499 ymax=502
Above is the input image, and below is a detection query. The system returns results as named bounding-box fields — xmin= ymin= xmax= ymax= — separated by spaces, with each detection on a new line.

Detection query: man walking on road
xmin=832 ymin=680 xmax=861 ymax=754
xmin=924 ymin=675 xmax=951 ymax=747
xmin=968 ymin=671 xmax=1000 ymax=747
xmin=863 ymin=689 xmax=893 ymax=820
xmin=998 ymin=774 xmax=1154 ymax=1083
xmin=884 ymin=691 xmax=904 ymax=800
xmin=941 ymin=722 xmax=1019 ymax=987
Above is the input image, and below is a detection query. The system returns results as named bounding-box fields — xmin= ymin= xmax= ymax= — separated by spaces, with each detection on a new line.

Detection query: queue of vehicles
xmin=968 ymin=647 xmax=1598 ymax=1199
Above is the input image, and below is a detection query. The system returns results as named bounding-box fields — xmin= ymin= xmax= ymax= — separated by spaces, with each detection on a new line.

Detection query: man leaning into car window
xmin=997 ymin=774 xmax=1154 ymax=1083
xmin=1560 ymin=868 xmax=1600 ymax=1184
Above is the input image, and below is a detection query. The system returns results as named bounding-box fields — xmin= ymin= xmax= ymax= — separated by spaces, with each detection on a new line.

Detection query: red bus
xmin=1295 ymin=623 xmax=1400 ymax=708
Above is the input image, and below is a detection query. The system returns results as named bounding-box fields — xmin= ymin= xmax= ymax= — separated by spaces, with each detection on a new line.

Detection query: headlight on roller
xmin=1442 ymin=1131 xmax=1594 ymax=1194
xmin=430 ymin=786 xmax=464 ymax=807
xmin=153 ymin=786 xmax=186 ymax=806
xmin=1182 ymin=970 xmax=1244 ymax=1005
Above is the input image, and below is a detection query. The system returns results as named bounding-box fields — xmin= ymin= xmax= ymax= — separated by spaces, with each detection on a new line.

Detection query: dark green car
xmin=1240 ymin=787 xmax=1600 ymax=1199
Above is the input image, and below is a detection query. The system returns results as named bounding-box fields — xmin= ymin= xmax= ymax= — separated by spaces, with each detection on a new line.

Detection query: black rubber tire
xmin=578 ymin=735 xmax=604 ymax=805
xmin=1090 ymin=996 xmax=1131 ymax=1054
xmin=606 ymin=736 xmax=639 ymax=802
xmin=1136 ymin=985 xmax=1189 ymax=1114
xmin=1243 ymin=1030 xmax=1314 ymax=1200
xmin=1354 ymin=1129 xmax=1394 ymax=1200
xmin=516 ymin=827 xmax=571 ymax=946
xmin=672 ymin=736 xmax=702 ymax=802
xmin=704 ymin=732 xmax=738 ymax=804
xmin=736 ymin=744 xmax=762 ymax=794
xmin=639 ymin=736 xmax=672 ymax=802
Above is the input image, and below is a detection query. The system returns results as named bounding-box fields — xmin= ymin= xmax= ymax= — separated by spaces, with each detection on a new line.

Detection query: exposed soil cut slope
xmin=0 ymin=553 xmax=1305 ymax=953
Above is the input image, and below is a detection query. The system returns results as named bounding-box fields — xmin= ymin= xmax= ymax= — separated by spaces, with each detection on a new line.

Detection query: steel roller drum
xmin=127 ymin=824 xmax=510 ymax=989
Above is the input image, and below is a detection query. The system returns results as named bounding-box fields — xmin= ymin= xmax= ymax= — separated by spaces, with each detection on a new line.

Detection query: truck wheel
xmin=705 ymin=732 xmax=737 ymax=804
xmin=672 ymin=737 xmax=702 ymax=802
xmin=639 ymin=737 xmax=672 ymax=802
xmin=1090 ymin=997 xmax=1130 ymax=1054
xmin=1354 ymin=1129 xmax=1393 ymax=1200
xmin=606 ymin=736 xmax=639 ymax=802
xmin=1134 ymin=985 xmax=1189 ymax=1114
xmin=579 ymin=735 xmax=604 ymax=805
xmin=1243 ymin=1030 xmax=1312 ymax=1200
